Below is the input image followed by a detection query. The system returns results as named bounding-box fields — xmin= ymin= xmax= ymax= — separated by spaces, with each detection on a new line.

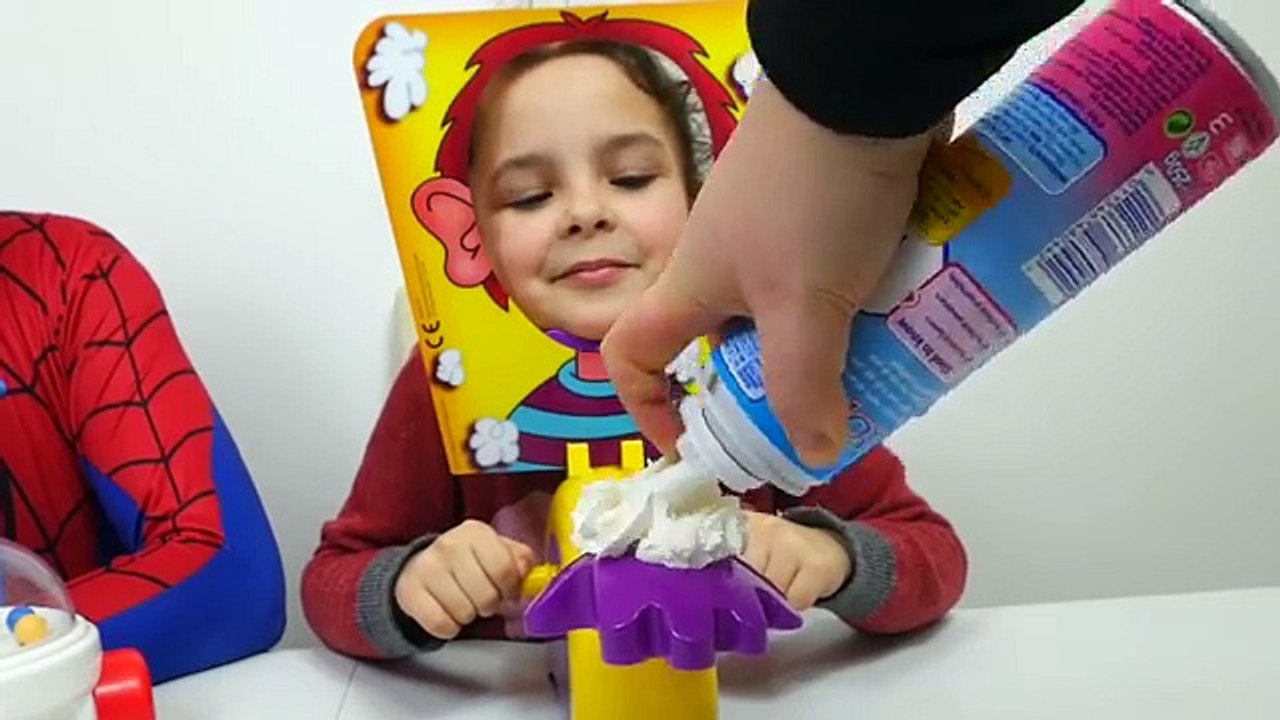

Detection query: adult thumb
xmin=755 ymin=293 xmax=854 ymax=467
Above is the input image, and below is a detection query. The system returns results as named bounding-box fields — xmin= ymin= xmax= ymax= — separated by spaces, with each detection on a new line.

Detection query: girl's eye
xmin=612 ymin=174 xmax=656 ymax=190
xmin=509 ymin=191 xmax=551 ymax=210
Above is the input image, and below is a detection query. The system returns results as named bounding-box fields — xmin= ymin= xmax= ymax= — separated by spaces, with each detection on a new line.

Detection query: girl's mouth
xmin=556 ymin=258 xmax=636 ymax=286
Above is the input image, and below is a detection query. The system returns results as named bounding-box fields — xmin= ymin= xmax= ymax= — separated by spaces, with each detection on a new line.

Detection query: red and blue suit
xmin=0 ymin=212 xmax=285 ymax=682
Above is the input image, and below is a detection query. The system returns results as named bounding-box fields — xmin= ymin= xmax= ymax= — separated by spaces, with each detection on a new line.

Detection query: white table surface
xmin=154 ymin=587 xmax=1280 ymax=719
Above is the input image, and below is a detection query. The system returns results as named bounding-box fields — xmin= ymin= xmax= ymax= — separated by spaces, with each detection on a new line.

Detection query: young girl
xmin=302 ymin=33 xmax=967 ymax=660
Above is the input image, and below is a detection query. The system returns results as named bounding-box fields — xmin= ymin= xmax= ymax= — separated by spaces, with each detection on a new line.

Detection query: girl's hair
xmin=468 ymin=40 xmax=707 ymax=200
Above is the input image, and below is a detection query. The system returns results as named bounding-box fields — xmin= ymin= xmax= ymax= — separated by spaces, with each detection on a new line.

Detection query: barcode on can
xmin=1024 ymin=163 xmax=1183 ymax=305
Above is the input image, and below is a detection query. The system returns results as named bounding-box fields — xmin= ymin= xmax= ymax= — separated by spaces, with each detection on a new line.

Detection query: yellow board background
xmin=353 ymin=1 xmax=751 ymax=475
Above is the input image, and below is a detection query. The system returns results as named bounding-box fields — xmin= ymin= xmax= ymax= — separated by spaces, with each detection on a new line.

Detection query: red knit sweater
xmin=301 ymin=348 xmax=968 ymax=659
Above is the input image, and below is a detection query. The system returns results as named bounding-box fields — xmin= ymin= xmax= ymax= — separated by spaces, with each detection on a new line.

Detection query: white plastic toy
xmin=0 ymin=539 xmax=154 ymax=720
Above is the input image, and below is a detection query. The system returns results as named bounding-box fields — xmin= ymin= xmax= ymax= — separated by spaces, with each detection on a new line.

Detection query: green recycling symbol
xmin=1165 ymin=110 xmax=1195 ymax=138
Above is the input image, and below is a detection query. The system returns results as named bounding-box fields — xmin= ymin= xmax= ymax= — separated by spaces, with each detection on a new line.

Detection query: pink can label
xmin=1025 ymin=0 xmax=1277 ymax=206
xmin=713 ymin=0 xmax=1280 ymax=478
xmin=888 ymin=266 xmax=1017 ymax=385
xmin=892 ymin=0 xmax=1280 ymax=384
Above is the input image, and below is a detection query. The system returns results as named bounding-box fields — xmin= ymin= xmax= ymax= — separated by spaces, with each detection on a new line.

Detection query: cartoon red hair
xmin=409 ymin=10 xmax=741 ymax=310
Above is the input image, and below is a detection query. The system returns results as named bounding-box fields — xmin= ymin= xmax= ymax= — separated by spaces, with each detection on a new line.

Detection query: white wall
xmin=905 ymin=0 xmax=1280 ymax=607
xmin=1 ymin=0 xmax=1277 ymax=651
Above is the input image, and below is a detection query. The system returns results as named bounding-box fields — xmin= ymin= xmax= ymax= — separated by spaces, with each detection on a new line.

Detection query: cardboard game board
xmin=353 ymin=1 xmax=753 ymax=475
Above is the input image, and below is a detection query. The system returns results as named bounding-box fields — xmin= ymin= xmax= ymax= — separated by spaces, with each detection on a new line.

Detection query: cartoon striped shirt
xmin=507 ymin=358 xmax=658 ymax=471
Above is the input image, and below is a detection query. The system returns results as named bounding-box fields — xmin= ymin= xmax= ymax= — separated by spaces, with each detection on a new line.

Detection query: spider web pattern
xmin=0 ymin=212 xmax=225 ymax=620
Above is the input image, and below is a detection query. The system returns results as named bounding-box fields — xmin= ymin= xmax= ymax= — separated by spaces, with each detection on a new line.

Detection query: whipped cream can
xmin=681 ymin=0 xmax=1280 ymax=495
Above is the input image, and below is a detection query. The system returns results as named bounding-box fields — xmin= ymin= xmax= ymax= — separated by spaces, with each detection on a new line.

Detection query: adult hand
xmin=599 ymin=81 xmax=942 ymax=461
xmin=603 ymin=80 xmax=942 ymax=466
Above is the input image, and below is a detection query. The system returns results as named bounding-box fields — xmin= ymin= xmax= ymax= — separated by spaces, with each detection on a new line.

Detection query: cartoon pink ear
xmin=411 ymin=177 xmax=493 ymax=288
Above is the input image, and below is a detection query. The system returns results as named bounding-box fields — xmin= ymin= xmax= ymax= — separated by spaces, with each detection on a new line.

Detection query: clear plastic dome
xmin=0 ymin=539 xmax=76 ymax=657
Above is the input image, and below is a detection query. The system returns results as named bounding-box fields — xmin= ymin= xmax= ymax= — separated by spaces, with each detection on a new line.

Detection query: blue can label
xmin=702 ymin=1 xmax=1278 ymax=486
xmin=717 ymin=329 xmax=766 ymax=401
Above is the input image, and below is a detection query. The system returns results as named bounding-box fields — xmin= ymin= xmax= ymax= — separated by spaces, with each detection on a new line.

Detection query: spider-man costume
xmin=0 ymin=212 xmax=285 ymax=683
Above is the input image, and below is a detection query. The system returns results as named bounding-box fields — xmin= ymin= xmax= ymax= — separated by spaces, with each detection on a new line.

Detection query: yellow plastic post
xmin=529 ymin=440 xmax=719 ymax=720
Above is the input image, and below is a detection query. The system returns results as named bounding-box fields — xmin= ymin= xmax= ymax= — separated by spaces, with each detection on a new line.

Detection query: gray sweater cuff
xmin=357 ymin=535 xmax=444 ymax=657
xmin=782 ymin=506 xmax=896 ymax=622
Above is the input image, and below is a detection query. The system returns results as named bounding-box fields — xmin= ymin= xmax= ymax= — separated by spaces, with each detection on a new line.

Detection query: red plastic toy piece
xmin=94 ymin=649 xmax=156 ymax=720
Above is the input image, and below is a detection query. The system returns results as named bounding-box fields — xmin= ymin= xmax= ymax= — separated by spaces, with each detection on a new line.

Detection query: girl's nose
xmin=561 ymin=189 xmax=616 ymax=239
xmin=567 ymin=215 xmax=612 ymax=236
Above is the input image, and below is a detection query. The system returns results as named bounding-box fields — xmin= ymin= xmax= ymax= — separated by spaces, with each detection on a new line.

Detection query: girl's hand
xmin=394 ymin=520 xmax=535 ymax=640
xmin=742 ymin=510 xmax=852 ymax=611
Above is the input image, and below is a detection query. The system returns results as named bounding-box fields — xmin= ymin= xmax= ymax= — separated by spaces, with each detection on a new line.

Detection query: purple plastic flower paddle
xmin=524 ymin=553 xmax=803 ymax=671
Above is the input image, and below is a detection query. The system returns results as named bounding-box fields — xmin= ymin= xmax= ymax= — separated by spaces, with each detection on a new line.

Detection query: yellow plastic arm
xmin=521 ymin=564 xmax=557 ymax=600
xmin=534 ymin=440 xmax=718 ymax=720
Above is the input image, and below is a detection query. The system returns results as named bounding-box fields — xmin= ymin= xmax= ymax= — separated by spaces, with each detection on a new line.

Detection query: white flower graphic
xmin=469 ymin=418 xmax=520 ymax=468
xmin=366 ymin=22 xmax=428 ymax=122
xmin=732 ymin=50 xmax=762 ymax=100
xmin=434 ymin=348 xmax=464 ymax=388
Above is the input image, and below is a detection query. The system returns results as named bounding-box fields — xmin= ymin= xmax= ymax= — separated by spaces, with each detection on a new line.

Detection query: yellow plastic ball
xmin=14 ymin=613 xmax=49 ymax=646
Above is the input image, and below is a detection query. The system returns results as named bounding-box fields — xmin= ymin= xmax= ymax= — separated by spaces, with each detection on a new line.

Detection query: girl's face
xmin=470 ymin=53 xmax=691 ymax=341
